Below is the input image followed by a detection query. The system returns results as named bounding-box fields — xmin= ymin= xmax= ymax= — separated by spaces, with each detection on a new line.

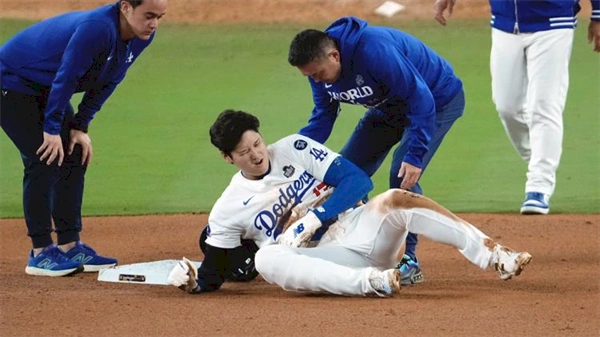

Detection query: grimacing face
xmin=297 ymin=49 xmax=342 ymax=84
xmin=120 ymin=0 xmax=167 ymax=40
xmin=224 ymin=130 xmax=270 ymax=180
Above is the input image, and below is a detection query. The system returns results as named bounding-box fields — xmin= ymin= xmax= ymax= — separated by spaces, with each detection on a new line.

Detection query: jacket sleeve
xmin=43 ymin=21 xmax=112 ymax=135
xmin=592 ymin=0 xmax=600 ymax=21
xmin=365 ymin=44 xmax=436 ymax=169
xmin=71 ymin=33 xmax=155 ymax=132
xmin=70 ymin=72 xmax=125 ymax=132
xmin=298 ymin=79 xmax=341 ymax=143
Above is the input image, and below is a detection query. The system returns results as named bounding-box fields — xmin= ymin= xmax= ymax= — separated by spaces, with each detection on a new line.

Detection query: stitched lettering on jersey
xmin=310 ymin=148 xmax=328 ymax=162
xmin=327 ymin=86 xmax=374 ymax=104
xmin=253 ymin=170 xmax=316 ymax=240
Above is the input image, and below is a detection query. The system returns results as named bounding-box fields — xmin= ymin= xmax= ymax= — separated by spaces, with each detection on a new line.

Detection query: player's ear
xmin=329 ymin=49 xmax=340 ymax=62
xmin=222 ymin=152 xmax=234 ymax=164
xmin=120 ymin=1 xmax=131 ymax=14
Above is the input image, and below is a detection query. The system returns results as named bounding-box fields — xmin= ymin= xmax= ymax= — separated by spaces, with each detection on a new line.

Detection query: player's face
xmin=120 ymin=0 xmax=167 ymax=40
xmin=227 ymin=130 xmax=270 ymax=180
xmin=297 ymin=49 xmax=342 ymax=84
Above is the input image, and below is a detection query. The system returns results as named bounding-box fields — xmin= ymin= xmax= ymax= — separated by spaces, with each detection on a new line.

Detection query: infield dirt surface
xmin=0 ymin=1 xmax=599 ymax=336
xmin=1 ymin=214 xmax=599 ymax=336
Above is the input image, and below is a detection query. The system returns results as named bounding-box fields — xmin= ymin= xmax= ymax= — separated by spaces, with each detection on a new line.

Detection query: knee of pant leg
xmin=254 ymin=245 xmax=278 ymax=279
xmin=376 ymin=189 xmax=416 ymax=209
xmin=255 ymin=244 xmax=295 ymax=283
xmin=495 ymin=104 xmax=523 ymax=121
xmin=23 ymin=160 xmax=60 ymax=178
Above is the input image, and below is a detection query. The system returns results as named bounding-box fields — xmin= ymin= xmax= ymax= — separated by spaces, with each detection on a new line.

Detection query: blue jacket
xmin=490 ymin=0 xmax=600 ymax=33
xmin=299 ymin=17 xmax=462 ymax=169
xmin=0 ymin=1 xmax=155 ymax=134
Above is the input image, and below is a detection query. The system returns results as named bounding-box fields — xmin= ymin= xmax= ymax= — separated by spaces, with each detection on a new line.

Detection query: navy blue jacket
xmin=490 ymin=0 xmax=600 ymax=33
xmin=299 ymin=17 xmax=462 ymax=169
xmin=0 ymin=2 xmax=155 ymax=134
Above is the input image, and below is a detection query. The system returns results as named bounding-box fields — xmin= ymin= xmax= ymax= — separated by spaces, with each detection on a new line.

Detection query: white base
xmin=374 ymin=1 xmax=405 ymax=18
xmin=97 ymin=259 xmax=202 ymax=285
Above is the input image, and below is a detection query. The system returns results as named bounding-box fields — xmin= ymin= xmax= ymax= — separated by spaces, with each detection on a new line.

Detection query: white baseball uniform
xmin=206 ymin=134 xmax=498 ymax=296
xmin=491 ymin=28 xmax=573 ymax=197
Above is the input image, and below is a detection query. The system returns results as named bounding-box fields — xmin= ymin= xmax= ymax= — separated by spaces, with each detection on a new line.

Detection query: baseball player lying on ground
xmin=168 ymin=109 xmax=532 ymax=297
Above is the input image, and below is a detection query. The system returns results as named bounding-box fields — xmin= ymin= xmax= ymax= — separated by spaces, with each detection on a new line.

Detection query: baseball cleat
xmin=367 ymin=268 xmax=402 ymax=297
xmin=397 ymin=254 xmax=424 ymax=285
xmin=491 ymin=245 xmax=532 ymax=280
xmin=520 ymin=192 xmax=550 ymax=215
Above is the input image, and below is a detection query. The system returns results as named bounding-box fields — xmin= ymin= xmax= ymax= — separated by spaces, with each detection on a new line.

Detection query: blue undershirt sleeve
xmin=311 ymin=156 xmax=373 ymax=223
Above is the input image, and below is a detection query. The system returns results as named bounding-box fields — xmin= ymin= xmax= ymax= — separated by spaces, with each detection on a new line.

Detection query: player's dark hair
xmin=123 ymin=0 xmax=143 ymax=8
xmin=209 ymin=109 xmax=260 ymax=156
xmin=288 ymin=29 xmax=338 ymax=66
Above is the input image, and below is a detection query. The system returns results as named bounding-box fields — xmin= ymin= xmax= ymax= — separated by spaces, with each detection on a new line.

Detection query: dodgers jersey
xmin=0 ymin=1 xmax=154 ymax=134
xmin=299 ymin=17 xmax=463 ymax=169
xmin=205 ymin=135 xmax=339 ymax=250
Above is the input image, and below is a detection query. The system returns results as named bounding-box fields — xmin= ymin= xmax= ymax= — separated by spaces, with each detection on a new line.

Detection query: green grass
xmin=1 ymin=19 xmax=598 ymax=217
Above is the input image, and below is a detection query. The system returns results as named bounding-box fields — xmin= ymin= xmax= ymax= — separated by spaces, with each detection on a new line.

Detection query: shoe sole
xmin=520 ymin=205 xmax=549 ymax=215
xmin=25 ymin=265 xmax=84 ymax=277
xmin=401 ymin=271 xmax=424 ymax=286
xmin=502 ymin=252 xmax=533 ymax=281
xmin=389 ymin=269 xmax=402 ymax=295
xmin=82 ymin=263 xmax=117 ymax=272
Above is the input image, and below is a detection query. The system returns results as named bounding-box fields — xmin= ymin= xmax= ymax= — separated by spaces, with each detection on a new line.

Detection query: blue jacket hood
xmin=324 ymin=16 xmax=368 ymax=74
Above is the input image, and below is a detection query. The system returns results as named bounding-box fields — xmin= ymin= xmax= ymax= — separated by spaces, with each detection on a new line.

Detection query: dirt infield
xmin=1 ymin=213 xmax=599 ymax=336
xmin=0 ymin=0 xmax=493 ymax=23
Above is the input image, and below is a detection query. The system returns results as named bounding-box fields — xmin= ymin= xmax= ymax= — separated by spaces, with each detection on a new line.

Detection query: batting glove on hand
xmin=168 ymin=257 xmax=201 ymax=293
xmin=278 ymin=211 xmax=322 ymax=248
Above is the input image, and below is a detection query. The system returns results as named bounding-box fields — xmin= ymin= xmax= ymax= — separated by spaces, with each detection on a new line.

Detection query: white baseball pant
xmin=255 ymin=189 xmax=496 ymax=296
xmin=491 ymin=28 xmax=574 ymax=196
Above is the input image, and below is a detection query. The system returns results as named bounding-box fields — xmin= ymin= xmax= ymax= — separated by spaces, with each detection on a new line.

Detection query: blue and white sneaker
xmin=25 ymin=245 xmax=83 ymax=277
xmin=63 ymin=242 xmax=118 ymax=272
xmin=397 ymin=254 xmax=424 ymax=285
xmin=520 ymin=192 xmax=550 ymax=215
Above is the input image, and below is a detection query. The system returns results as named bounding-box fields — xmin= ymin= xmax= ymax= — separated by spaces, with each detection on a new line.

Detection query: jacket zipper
xmin=513 ymin=0 xmax=520 ymax=33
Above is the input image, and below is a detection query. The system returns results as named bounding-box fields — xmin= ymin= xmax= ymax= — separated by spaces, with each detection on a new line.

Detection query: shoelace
xmin=77 ymin=243 xmax=97 ymax=255
xmin=44 ymin=247 xmax=69 ymax=262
